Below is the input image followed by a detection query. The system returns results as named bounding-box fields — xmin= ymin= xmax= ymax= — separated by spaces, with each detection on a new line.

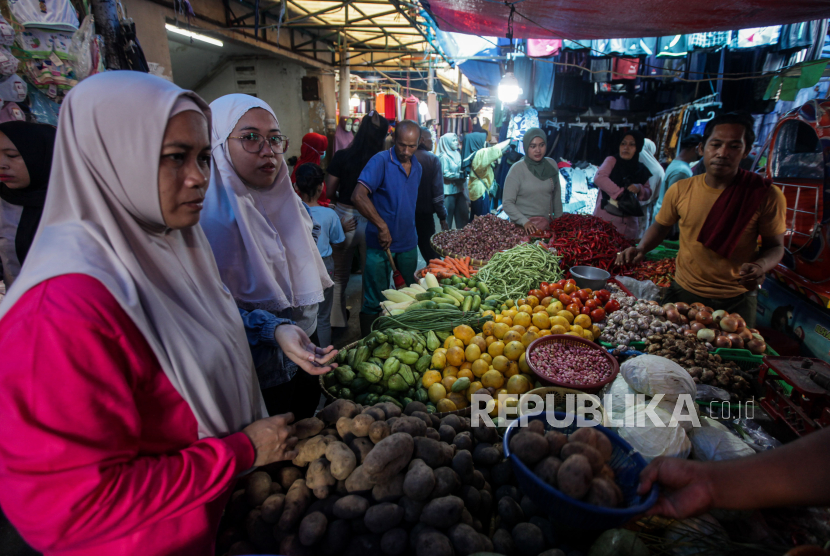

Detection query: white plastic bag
xmin=68 ymin=14 xmax=94 ymax=81
xmin=621 ymin=354 xmax=697 ymax=403
xmin=617 ymin=404 xmax=691 ymax=461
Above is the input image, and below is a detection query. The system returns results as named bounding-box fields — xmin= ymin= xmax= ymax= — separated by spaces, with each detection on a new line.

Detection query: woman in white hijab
xmin=0 ymin=72 xmax=324 ymax=555
xmin=638 ymin=138 xmax=665 ymax=238
xmin=201 ymin=94 xmax=334 ymax=420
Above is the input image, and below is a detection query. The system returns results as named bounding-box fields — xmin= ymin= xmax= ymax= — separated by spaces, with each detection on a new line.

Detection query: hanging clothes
xmin=404 ymin=96 xmax=419 ymax=121
xmin=506 ymin=107 xmax=539 ymax=154
xmin=657 ymin=35 xmax=689 ymax=57
xmin=384 ymin=94 xmax=397 ymax=122
xmin=527 ymin=39 xmax=561 ymax=57
xmin=688 ymin=32 xmax=731 ymax=49
xmin=334 ymin=117 xmax=354 ymax=154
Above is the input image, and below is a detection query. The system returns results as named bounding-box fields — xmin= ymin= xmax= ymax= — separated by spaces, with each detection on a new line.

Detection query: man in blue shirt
xmin=652 ymin=134 xmax=702 ymax=223
xmin=352 ymin=120 xmax=422 ymax=334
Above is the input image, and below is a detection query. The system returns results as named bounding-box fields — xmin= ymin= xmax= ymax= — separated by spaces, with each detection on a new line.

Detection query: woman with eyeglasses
xmin=201 ymin=95 xmax=335 ymax=419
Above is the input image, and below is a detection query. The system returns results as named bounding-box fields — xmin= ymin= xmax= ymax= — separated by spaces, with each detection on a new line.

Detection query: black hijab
xmin=461 ymin=132 xmax=487 ymax=174
xmin=609 ymin=130 xmax=651 ymax=188
xmin=0 ymin=122 xmax=57 ymax=264
xmin=471 ymin=116 xmax=486 ymax=133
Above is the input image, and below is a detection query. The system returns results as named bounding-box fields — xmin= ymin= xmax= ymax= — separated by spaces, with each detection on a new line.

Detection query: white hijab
xmin=0 ymin=72 xmax=265 ymax=438
xmin=201 ymin=94 xmax=332 ymax=314
xmin=639 ymin=138 xmax=665 ymax=205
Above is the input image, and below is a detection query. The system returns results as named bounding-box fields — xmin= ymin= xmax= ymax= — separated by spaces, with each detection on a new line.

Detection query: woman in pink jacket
xmin=0 ymin=72 xmax=335 ymax=555
xmin=593 ymin=130 xmax=653 ymax=240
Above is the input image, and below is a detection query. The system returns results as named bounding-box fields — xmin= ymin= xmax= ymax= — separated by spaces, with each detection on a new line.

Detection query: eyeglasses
xmin=229 ymin=132 xmax=290 ymax=154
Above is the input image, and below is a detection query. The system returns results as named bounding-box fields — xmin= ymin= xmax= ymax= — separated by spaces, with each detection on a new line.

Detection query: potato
xmin=351 ymin=517 xmax=370 ymax=535
xmin=307 ymin=457 xmax=337 ymax=499
xmin=362 ymin=406 xmax=387 ymax=421
xmin=594 ymin=431 xmax=614 ymax=462
xmin=337 ymin=417 xmax=354 ymax=439
xmin=512 ymin=522 xmax=545 ymax=556
xmin=413 ymin=436 xmax=453 ymax=468
xmin=294 ymin=436 xmax=332 ymax=467
xmin=228 ymin=489 xmax=248 ymax=523
xmin=333 ymin=494 xmax=371 ymax=519
xmin=346 ymin=533 xmax=382 ymax=556
xmin=400 ymin=495 xmax=426 ymax=523
xmin=430 ymin=466 xmax=460 ymax=499
xmin=560 ymin=441 xmax=604 ymax=474
xmin=246 ymin=471 xmax=273 ymax=507
xmin=345 ymin=465 xmax=375 ymax=493
xmin=495 ymin=484 xmax=521 ymax=503
xmin=460 ymin=507 xmax=473 ymax=526
xmin=364 ymin=502 xmax=405 ymax=533
xmin=380 ymin=527 xmax=408 ymax=556
xmin=473 ymin=424 xmax=499 ymax=444
xmin=299 ymin=511 xmax=328 ymax=546
xmin=411 ymin=411 xmax=433 ymax=428
xmin=529 ymin=515 xmax=557 ymax=547
xmin=227 ymin=540 xmax=258 ymax=556
xmin=438 ymin=425 xmax=456 ymax=443
xmin=295 ymin=417 xmax=325 ymax=440
xmin=409 ymin=523 xmax=438 ymax=553
xmin=585 ymin=477 xmax=620 ymax=508
xmin=260 ymin=493 xmax=286 ymax=524
xmin=425 ymin=428 xmax=441 ymax=441
xmin=319 ymin=399 xmax=360 ymax=424
xmin=419 ymin=495 xmax=465 ymax=528
xmin=415 ymin=530 xmax=454 ymax=556
xmin=520 ymin=494 xmax=540 ymax=518
xmin=376 ymin=402 xmax=402 ymax=419
xmin=459 ymin=417 xmax=472 ymax=432
xmin=405 ymin=401 xmax=428 ymax=416
xmin=364 ymin=433 xmax=415 ymax=484
xmin=430 ymin=414 xmax=441 ymax=429
xmin=326 ymin=441 xmax=358 ymax=481
xmin=569 ymin=426 xmax=598 ymax=447
xmin=278 ymin=533 xmax=306 ymax=556
xmin=497 ymin=495 xmax=525 ymax=530
xmin=490 ymin=460 xmax=514 ymax=488
xmin=348 ymin=437 xmax=375 ymax=464
xmin=404 ymin=459 xmax=435 ymax=501
xmin=478 ymin=489 xmax=493 ymax=521
xmin=372 ymin=472 xmax=405 ymax=503
xmin=451 ymin=449 xmax=475 ymax=485
xmin=508 ymin=431 xmax=549 ymax=466
xmin=369 ymin=421 xmax=391 ymax=444
xmin=246 ymin=509 xmax=278 ymax=552
xmin=557 ymin=454 xmax=593 ymax=499
xmin=439 ymin=414 xmax=463 ymax=433
xmin=351 ymin=414 xmax=376 ymax=438
xmin=460 ymin=485 xmax=481 ymax=513
xmin=390 ymin=416 xmax=427 ymax=437
xmin=599 ymin=464 xmax=616 ymax=482
xmin=472 ymin=443 xmax=501 ymax=466
xmin=526 ymin=420 xmax=546 ymax=436
xmin=448 ymin=523 xmax=486 ymax=555
xmin=491 ymin=529 xmax=515 ymax=556
xmin=321 ymin=427 xmax=338 ymax=437
xmin=320 ymin=519 xmax=351 ymax=556
xmin=545 ymin=431 xmax=568 ymax=457
xmin=533 ymin=456 xmax=562 ymax=487
xmin=386 ymin=417 xmax=400 ymax=431
xmin=452 ymin=432 xmax=474 ymax=452
xmin=472 ymin=470 xmax=485 ymax=490
xmin=277 ymin=479 xmax=312 ymax=531
xmin=277 ymin=467 xmax=304 ymax=490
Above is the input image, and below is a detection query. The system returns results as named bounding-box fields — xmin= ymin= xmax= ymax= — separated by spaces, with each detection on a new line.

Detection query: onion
xmin=730 ymin=314 xmax=747 ymax=330
xmin=727 ymin=334 xmax=744 ymax=349
xmin=746 ymin=339 xmax=767 ymax=355
xmin=737 ymin=327 xmax=753 ymax=341
xmin=679 ymin=314 xmax=689 ymax=325
xmin=683 ymin=328 xmax=697 ymax=337
xmin=697 ymin=328 xmax=716 ymax=342
xmin=675 ymin=302 xmax=690 ymax=315
xmin=648 ymin=300 xmax=659 ymax=305
xmin=749 ymin=328 xmax=761 ymax=335
xmin=704 ymin=306 xmax=714 ymax=314
xmin=752 ymin=333 xmax=765 ymax=342
xmin=720 ymin=316 xmax=739 ymax=333
xmin=690 ymin=302 xmax=705 ymax=310
xmin=687 ymin=308 xmax=698 ymax=321
xmin=666 ymin=309 xmax=681 ymax=323
xmin=696 ymin=310 xmax=714 ymax=326
xmin=715 ymin=336 xmax=732 ymax=348
xmin=690 ymin=321 xmax=706 ymax=332
xmin=712 ymin=309 xmax=728 ymax=324
xmin=663 ymin=303 xmax=677 ymax=312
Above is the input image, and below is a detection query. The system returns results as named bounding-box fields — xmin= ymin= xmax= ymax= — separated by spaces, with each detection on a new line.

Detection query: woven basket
xmin=319 ymin=341 xmax=358 ymax=402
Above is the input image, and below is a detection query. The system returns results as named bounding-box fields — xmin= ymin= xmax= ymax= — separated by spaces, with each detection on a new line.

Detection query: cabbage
xmin=604 ymin=375 xmax=637 ymax=424
xmin=657 ymin=399 xmax=696 ymax=432
xmin=617 ymin=404 xmax=691 ymax=461
xmin=621 ymin=355 xmax=696 ymax=402
xmin=690 ymin=426 xmax=755 ymax=462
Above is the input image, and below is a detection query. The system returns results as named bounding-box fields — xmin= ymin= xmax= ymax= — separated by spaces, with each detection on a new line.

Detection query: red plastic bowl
xmin=526 ymin=334 xmax=619 ymax=394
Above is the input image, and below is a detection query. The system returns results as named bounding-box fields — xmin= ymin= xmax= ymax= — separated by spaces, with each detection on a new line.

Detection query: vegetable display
xmin=528 ymin=280 xmax=615 ymax=325
xmin=476 ymin=243 xmax=563 ymax=299
xmin=529 ymin=341 xmax=614 ymax=386
xmin=431 ymin=214 xmax=528 ymax=262
xmin=546 ymin=214 xmax=633 ymax=273
xmin=379 ymin=274 xmax=489 ymax=317
xmin=373 ymin=310 xmax=492 ymax=334
xmin=619 ymin=258 xmax=676 ymax=287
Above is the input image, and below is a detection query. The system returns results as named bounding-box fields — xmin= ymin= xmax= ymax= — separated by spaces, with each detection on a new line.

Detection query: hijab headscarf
xmin=638 ymin=138 xmax=665 ymax=205
xmin=201 ymin=94 xmax=333 ymax=315
xmin=334 ymin=116 xmax=354 ymax=153
xmin=461 ymin=132 xmax=487 ymax=174
xmin=0 ymin=122 xmax=56 ymax=264
xmin=610 ymin=130 xmax=651 ymax=188
xmin=521 ymin=127 xmax=557 ymax=181
xmin=471 ymin=116 xmax=485 ymax=133
xmin=291 ymin=132 xmax=330 ymax=206
xmin=436 ymin=133 xmax=461 ymax=178
xmin=0 ymin=72 xmax=264 ymax=438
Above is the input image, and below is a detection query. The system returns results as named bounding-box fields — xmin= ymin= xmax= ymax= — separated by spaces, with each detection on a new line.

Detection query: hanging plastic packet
xmin=0 ymin=47 xmax=19 ymax=77
xmin=26 ymin=83 xmax=60 ymax=125
xmin=0 ymin=75 xmax=28 ymax=104
xmin=69 ymin=15 xmax=95 ymax=80
xmin=0 ymin=15 xmax=14 ymax=46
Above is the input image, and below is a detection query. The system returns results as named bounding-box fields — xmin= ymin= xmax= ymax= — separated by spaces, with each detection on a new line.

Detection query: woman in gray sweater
xmin=502 ymin=128 xmax=563 ymax=234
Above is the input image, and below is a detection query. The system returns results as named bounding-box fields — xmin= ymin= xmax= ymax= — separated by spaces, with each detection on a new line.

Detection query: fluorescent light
xmin=166 ymin=24 xmax=223 ymax=47
xmin=498 ymin=72 xmax=522 ymax=103
xmin=349 ymin=95 xmax=360 ymax=108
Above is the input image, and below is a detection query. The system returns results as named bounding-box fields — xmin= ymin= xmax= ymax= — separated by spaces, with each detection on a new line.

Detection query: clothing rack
xmin=650 ymin=93 xmax=721 ymax=119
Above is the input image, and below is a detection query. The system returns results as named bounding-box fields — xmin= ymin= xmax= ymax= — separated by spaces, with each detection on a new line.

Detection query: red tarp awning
xmin=423 ymin=0 xmax=830 ymax=40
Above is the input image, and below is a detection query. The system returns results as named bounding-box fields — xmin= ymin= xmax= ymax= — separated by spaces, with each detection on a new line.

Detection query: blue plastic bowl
xmin=503 ymin=411 xmax=658 ymax=531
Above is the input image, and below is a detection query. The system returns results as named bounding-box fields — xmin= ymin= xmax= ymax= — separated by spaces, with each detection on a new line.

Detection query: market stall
xmin=215 ymin=219 xmax=829 ymax=555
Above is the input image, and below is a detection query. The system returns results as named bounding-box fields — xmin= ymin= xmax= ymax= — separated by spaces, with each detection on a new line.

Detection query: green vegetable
xmin=426 ymin=331 xmax=441 ymax=352
xmin=472 ymin=295 xmax=481 ymax=311
xmin=425 ymin=404 xmax=436 ymax=414
xmin=355 ymin=392 xmax=369 ymax=404
xmin=399 ymin=364 xmax=416 ymax=387
xmin=388 ymin=374 xmax=409 ymax=392
xmin=368 ymin=357 xmax=383 ymax=368
xmin=402 ymin=397 xmax=414 ymax=407
xmin=411 ymin=342 xmax=424 ymax=355
xmin=435 ymin=331 xmax=451 ymax=343
xmin=372 ymin=309 xmax=493 ymax=334
xmin=415 ymin=292 xmax=436 ymax=301
xmin=415 ymin=354 xmax=431 ymax=373
xmin=389 ymin=330 xmax=414 ymax=349
xmin=335 ymin=366 xmax=355 ymax=384
xmin=451 ymin=377 xmax=471 ymax=392
xmin=353 ymin=346 xmax=370 ymax=366
xmin=390 ymin=348 xmax=419 ymax=366
xmin=478 ymin=282 xmax=490 ymax=296
xmin=351 ymin=377 xmax=370 ymax=393
xmin=374 ymin=331 xmax=388 ymax=344
xmin=347 ymin=349 xmax=357 ymax=367
xmin=372 ymin=342 xmax=393 ymax=359
xmin=379 ymin=395 xmax=403 ymax=408
xmin=328 ymin=385 xmax=340 ymax=397
xmin=368 ymin=385 xmax=384 ymax=395
xmin=415 ymin=388 xmax=429 ymax=403
xmin=366 ymin=393 xmax=379 ymax=405
xmin=405 ymin=300 xmax=438 ymax=312
xmin=432 ymin=295 xmax=460 ymax=306
xmin=339 ymin=388 xmax=353 ymax=400
xmin=382 ymin=357 xmax=401 ymax=378
xmin=462 ymin=296 xmax=473 ymax=312
xmin=437 ymin=303 xmax=460 ymax=311
xmin=451 ymin=275 xmax=463 ymax=285
xmin=356 ymin=362 xmax=383 ymax=383
xmin=476 ymin=243 xmax=564 ymax=299
xmin=336 ymin=350 xmax=347 ymax=364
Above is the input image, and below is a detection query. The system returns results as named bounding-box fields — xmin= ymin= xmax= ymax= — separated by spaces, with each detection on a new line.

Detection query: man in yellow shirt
xmin=618 ymin=112 xmax=786 ymax=327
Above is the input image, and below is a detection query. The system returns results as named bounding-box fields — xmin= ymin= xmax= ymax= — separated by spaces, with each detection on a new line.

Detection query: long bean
xmin=477 ymin=243 xmax=563 ymax=299
xmin=372 ymin=310 xmax=493 ymax=333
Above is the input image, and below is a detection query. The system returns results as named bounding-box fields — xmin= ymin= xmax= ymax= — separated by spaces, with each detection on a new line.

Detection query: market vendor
xmin=0 ymin=72 xmax=334 ymax=555
xmin=618 ymin=112 xmax=786 ymax=327
xmin=352 ymin=119 xmax=422 ymax=335
xmin=436 ymin=132 xmax=468 ymax=229
xmin=502 ymin=127 xmax=563 ymax=234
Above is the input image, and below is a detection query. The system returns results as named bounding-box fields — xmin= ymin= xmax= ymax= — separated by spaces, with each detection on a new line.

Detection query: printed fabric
xmin=507 ymin=107 xmax=539 ymax=154
xmin=9 ymin=0 xmax=79 ymax=31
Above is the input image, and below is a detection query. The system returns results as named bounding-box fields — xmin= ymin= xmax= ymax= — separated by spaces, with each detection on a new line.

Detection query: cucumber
xmin=462 ymin=296 xmax=473 ymax=312
xmin=405 ymin=300 xmax=438 ymax=312
xmin=471 ymin=295 xmax=481 ymax=311
xmin=441 ymin=286 xmax=465 ymax=303
xmin=437 ymin=303 xmax=460 ymax=311
xmin=428 ymin=287 xmax=446 ymax=295
xmin=451 ymin=275 xmax=463 ymax=285
xmin=478 ymin=282 xmax=490 ymax=296
xmin=415 ymin=291 xmax=436 ymax=301
xmin=433 ymin=296 xmax=460 ymax=306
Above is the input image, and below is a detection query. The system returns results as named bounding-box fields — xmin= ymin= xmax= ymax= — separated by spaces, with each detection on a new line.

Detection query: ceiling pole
xmin=456 ymin=68 xmax=462 ymax=102
xmin=339 ymin=34 xmax=351 ymax=119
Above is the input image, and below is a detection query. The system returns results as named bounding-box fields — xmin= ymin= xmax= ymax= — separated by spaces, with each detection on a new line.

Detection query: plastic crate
xmin=661 ymin=240 xmax=680 ymax=250
xmin=714 ymin=346 xmax=779 ymax=370
xmin=503 ymin=411 xmax=658 ymax=531
xmin=644 ymin=247 xmax=678 ymax=261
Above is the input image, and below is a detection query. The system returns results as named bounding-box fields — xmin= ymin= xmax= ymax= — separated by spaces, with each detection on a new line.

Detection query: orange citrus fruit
xmin=442 ymin=366 xmax=459 ymax=378
xmin=505 ymin=361 xmax=520 ymax=378
xmin=532 ymin=312 xmax=551 ymax=330
xmin=492 ymin=355 xmax=510 ymax=372
xmin=479 ymin=353 xmax=493 ymax=365
xmin=504 ymin=340 xmax=526 ymax=361
xmin=482 ymin=321 xmax=495 ymax=337
xmin=471 ymin=359 xmax=489 ymax=377
xmin=485 ymin=335 xmax=497 ymax=347
xmin=574 ymin=314 xmax=592 ymax=330
xmin=507 ymin=374 xmax=533 ymax=395
xmin=518 ymin=304 xmax=533 ymax=315
xmin=557 ymin=310 xmax=575 ymax=324
xmin=503 ymin=330 xmax=522 ymax=344
xmin=465 ymin=343 xmax=482 ymax=362
xmin=428 ymin=383 xmax=447 ymax=403
xmin=482 ymin=370 xmax=505 ymax=389
xmin=448 ymin=392 xmax=468 ymax=409
xmin=457 ymin=368 xmax=474 ymax=380
xmin=446 ymin=346 xmax=465 ymax=367
xmin=453 ymin=325 xmax=475 ymax=345
xmin=527 ymin=326 xmax=541 ymax=334
xmin=526 ymin=295 xmax=539 ymax=308
xmin=551 ymin=324 xmax=568 ymax=335
xmin=467 ymin=381 xmax=484 ymax=401
xmin=442 ymin=375 xmax=457 ymax=392
xmin=521 ymin=331 xmax=539 ymax=347
xmin=513 ymin=312 xmax=532 ymax=328
xmin=422 ymin=370 xmax=442 ymax=388
xmin=487 ymin=341 xmax=505 ymax=358
xmin=436 ymin=398 xmax=457 ymax=413
xmin=471 ymin=335 xmax=488 ymax=353
xmin=501 ymin=316 xmax=513 ymax=327
xmin=493 ymin=323 xmax=509 ymax=339
xmin=518 ymin=351 xmax=530 ymax=373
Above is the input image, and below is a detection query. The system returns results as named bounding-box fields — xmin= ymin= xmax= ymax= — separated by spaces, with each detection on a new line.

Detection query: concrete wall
xmin=123 ymin=0 xmax=174 ymax=79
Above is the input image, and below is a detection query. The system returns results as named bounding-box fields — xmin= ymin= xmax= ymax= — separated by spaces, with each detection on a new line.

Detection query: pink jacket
xmin=0 ymin=274 xmax=255 ymax=556
xmin=593 ymin=156 xmax=651 ymax=240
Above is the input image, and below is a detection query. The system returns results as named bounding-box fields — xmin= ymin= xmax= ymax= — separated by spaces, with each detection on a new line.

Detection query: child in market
xmin=295 ymin=163 xmax=345 ymax=348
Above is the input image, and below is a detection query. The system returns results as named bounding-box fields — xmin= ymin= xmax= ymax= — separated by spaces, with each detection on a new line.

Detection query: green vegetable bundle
xmin=476 ymin=243 xmax=564 ymax=299
xmin=372 ymin=309 xmax=493 ymax=333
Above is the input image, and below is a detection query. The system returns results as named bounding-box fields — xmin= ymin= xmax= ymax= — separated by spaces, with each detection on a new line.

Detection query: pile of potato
xmin=218 ymin=398 xmax=579 ymax=556
xmin=509 ymin=423 xmax=623 ymax=510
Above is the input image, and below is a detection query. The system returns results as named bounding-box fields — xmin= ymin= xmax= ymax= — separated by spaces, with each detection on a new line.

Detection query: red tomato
xmin=590 ymin=308 xmax=606 ymax=322
xmin=540 ymin=282 xmax=550 ymax=289
xmin=585 ymin=299 xmax=599 ymax=310
xmin=581 ymin=307 xmax=592 ymax=315
xmin=558 ymin=294 xmax=573 ymax=306
xmin=566 ymin=279 xmax=577 ymax=286
xmin=573 ymin=297 xmax=584 ymax=309
xmin=563 ymin=283 xmax=578 ymax=295
xmin=604 ymin=299 xmax=620 ymax=313
xmin=595 ymin=289 xmax=611 ymax=303
xmin=566 ymin=303 xmax=582 ymax=317
xmin=529 ymin=289 xmax=545 ymax=300
xmin=575 ymin=289 xmax=591 ymax=301
xmin=557 ymin=279 xmax=568 ymax=287
xmin=550 ymin=283 xmax=564 ymax=293
xmin=541 ymin=285 xmax=555 ymax=296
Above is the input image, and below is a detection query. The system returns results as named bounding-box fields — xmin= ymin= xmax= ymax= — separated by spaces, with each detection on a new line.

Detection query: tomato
xmin=566 ymin=303 xmax=582 ymax=317
xmin=604 ymin=299 xmax=620 ymax=313
xmin=563 ymin=283 xmax=578 ymax=295
xmin=573 ymin=297 xmax=584 ymax=309
xmin=575 ymin=289 xmax=591 ymax=301
xmin=595 ymin=289 xmax=611 ymax=303
xmin=550 ymin=283 xmax=564 ymax=293
xmin=540 ymin=282 xmax=550 ymax=289
xmin=529 ymin=289 xmax=545 ymax=300
xmin=590 ymin=308 xmax=606 ymax=322
xmin=566 ymin=279 xmax=577 ymax=286
xmin=557 ymin=279 xmax=568 ymax=287
xmin=581 ymin=306 xmax=592 ymax=315
xmin=585 ymin=299 xmax=599 ymax=310
xmin=558 ymin=293 xmax=573 ymax=305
